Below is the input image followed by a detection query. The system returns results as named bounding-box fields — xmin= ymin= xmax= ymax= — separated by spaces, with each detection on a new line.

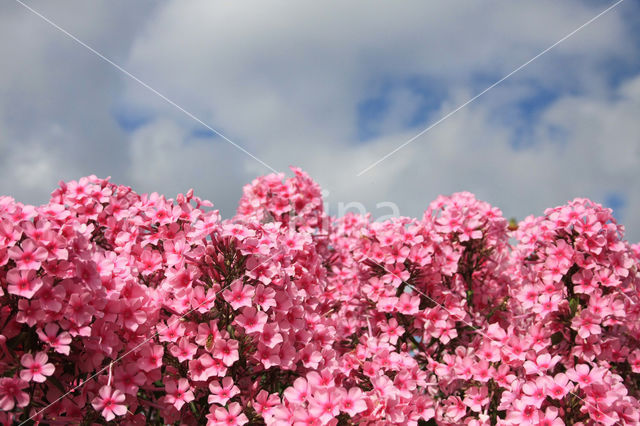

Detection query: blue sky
xmin=1 ymin=0 xmax=640 ymax=242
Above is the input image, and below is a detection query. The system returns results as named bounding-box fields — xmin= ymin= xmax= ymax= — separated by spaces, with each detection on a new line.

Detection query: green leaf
xmin=569 ymin=297 xmax=579 ymax=317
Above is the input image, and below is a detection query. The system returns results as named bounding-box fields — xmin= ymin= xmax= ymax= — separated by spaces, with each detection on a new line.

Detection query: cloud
xmin=1 ymin=0 xmax=639 ymax=242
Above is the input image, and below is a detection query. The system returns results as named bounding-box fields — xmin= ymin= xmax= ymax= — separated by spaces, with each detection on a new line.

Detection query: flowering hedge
xmin=0 ymin=168 xmax=639 ymax=425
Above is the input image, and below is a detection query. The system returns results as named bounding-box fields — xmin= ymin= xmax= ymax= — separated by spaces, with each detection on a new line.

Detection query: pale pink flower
xmin=208 ymin=377 xmax=240 ymax=405
xmin=165 ymin=378 xmax=194 ymax=410
xmin=0 ymin=377 xmax=29 ymax=411
xmin=91 ymin=386 xmax=127 ymax=421
xmin=6 ymin=269 xmax=43 ymax=298
xmin=340 ymin=388 xmax=367 ymax=417
xmin=208 ymin=402 xmax=248 ymax=426
xmin=235 ymin=307 xmax=268 ymax=334
xmin=20 ymin=352 xmax=55 ymax=383
xmin=8 ymin=239 xmax=48 ymax=270
xmin=36 ymin=323 xmax=72 ymax=355
xmin=223 ymin=281 xmax=255 ymax=310
xmin=284 ymin=377 xmax=310 ymax=405
xmin=213 ymin=339 xmax=239 ymax=367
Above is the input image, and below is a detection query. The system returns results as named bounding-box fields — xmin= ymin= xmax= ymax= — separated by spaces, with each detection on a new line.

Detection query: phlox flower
xmin=253 ymin=284 xmax=277 ymax=311
xmin=443 ymin=396 xmax=466 ymax=422
xmin=253 ymin=390 xmax=280 ymax=417
xmin=208 ymin=377 xmax=240 ymax=405
xmin=566 ymin=364 xmax=603 ymax=388
xmin=20 ymin=352 xmax=55 ymax=383
xmin=255 ymin=343 xmax=281 ymax=369
xmin=306 ymin=369 xmax=335 ymax=390
xmin=463 ymin=386 xmax=489 ymax=412
xmin=546 ymin=373 xmax=571 ymax=400
xmin=222 ymin=280 xmax=255 ymax=310
xmin=379 ymin=318 xmax=404 ymax=345
xmin=539 ymin=406 xmax=564 ymax=426
xmin=157 ymin=316 xmax=186 ymax=343
xmin=235 ymin=307 xmax=267 ymax=334
xmin=36 ymin=323 xmax=72 ymax=355
xmin=8 ymin=239 xmax=48 ymax=270
xmin=16 ymin=298 xmax=45 ymax=327
xmin=189 ymin=354 xmax=216 ymax=381
xmin=33 ymin=278 xmax=66 ymax=312
xmin=91 ymin=385 xmax=127 ymax=421
xmin=299 ymin=346 xmax=323 ymax=369
xmin=507 ymin=399 xmax=539 ymax=426
xmin=0 ymin=377 xmax=29 ymax=411
xmin=522 ymin=377 xmax=547 ymax=408
xmin=338 ymin=387 xmax=367 ymax=417
xmin=221 ymin=223 xmax=256 ymax=241
xmin=165 ymin=378 xmax=194 ymax=410
xmin=6 ymin=269 xmax=43 ymax=299
xmin=191 ymin=285 xmax=218 ymax=313
xmin=213 ymin=339 xmax=239 ymax=367
xmin=207 ymin=402 xmax=248 ymax=426
xmin=114 ymin=364 xmax=146 ymax=396
xmin=308 ymin=389 xmax=343 ymax=423
xmin=139 ymin=344 xmax=164 ymax=372
xmin=571 ymin=311 xmax=602 ymax=339
xmin=284 ymin=377 xmax=309 ymax=405
xmin=169 ymin=337 xmax=198 ymax=362
xmin=397 ymin=293 xmax=420 ymax=315
xmin=195 ymin=320 xmax=222 ymax=349
xmin=523 ymin=353 xmax=562 ymax=375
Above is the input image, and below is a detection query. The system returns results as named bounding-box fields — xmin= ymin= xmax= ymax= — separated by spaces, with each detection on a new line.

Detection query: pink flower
xmin=235 ymin=307 xmax=267 ymax=334
xmin=308 ymin=389 xmax=343 ymax=423
xmin=6 ymin=269 xmax=43 ymax=298
xmin=208 ymin=377 xmax=240 ymax=405
xmin=169 ymin=337 xmax=198 ymax=362
xmin=20 ymin=352 xmax=55 ymax=383
xmin=36 ymin=323 xmax=72 ymax=355
xmin=443 ymin=396 xmax=466 ymax=422
xmin=539 ymin=406 xmax=564 ymax=426
xmin=546 ymin=373 xmax=571 ymax=400
xmin=572 ymin=311 xmax=602 ymax=339
xmin=114 ymin=364 xmax=146 ymax=396
xmin=165 ymin=378 xmax=194 ymax=410
xmin=340 ymin=388 xmax=367 ymax=417
xmin=8 ymin=239 xmax=48 ymax=270
xmin=396 ymin=293 xmax=420 ymax=315
xmin=508 ymin=399 xmax=540 ymax=426
xmin=213 ymin=339 xmax=239 ymax=367
xmin=91 ymin=385 xmax=127 ymax=421
xmin=157 ymin=316 xmax=186 ymax=343
xmin=0 ymin=377 xmax=29 ymax=411
xmin=222 ymin=281 xmax=255 ymax=310
xmin=189 ymin=354 xmax=216 ymax=381
xmin=139 ymin=344 xmax=164 ymax=372
xmin=253 ymin=390 xmax=280 ymax=417
xmin=566 ymin=364 xmax=602 ymax=388
xmin=463 ymin=386 xmax=489 ymax=412
xmin=284 ymin=377 xmax=309 ymax=405
xmin=523 ymin=353 xmax=562 ymax=375
xmin=208 ymin=402 xmax=248 ymax=426
xmin=522 ymin=377 xmax=547 ymax=408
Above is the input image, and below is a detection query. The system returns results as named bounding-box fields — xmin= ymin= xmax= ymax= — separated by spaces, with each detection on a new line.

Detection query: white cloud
xmin=1 ymin=0 xmax=639 ymax=242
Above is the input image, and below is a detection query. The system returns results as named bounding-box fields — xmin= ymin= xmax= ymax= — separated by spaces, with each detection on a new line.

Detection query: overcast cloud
xmin=1 ymin=0 xmax=639 ymax=242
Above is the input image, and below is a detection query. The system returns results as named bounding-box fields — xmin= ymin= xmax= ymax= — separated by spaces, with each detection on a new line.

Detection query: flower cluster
xmin=0 ymin=169 xmax=638 ymax=425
